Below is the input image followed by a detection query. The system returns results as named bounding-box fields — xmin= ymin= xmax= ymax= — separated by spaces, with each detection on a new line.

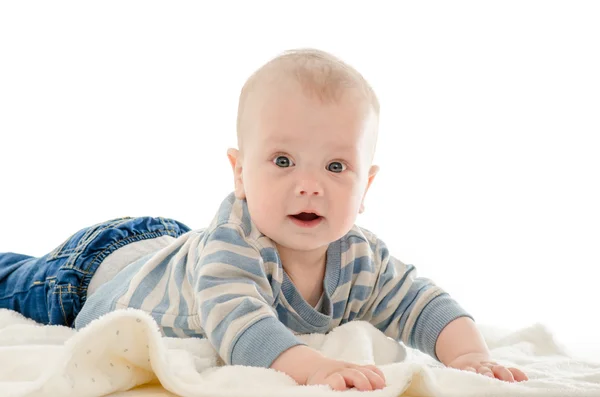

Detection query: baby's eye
xmin=273 ymin=155 xmax=294 ymax=168
xmin=327 ymin=161 xmax=346 ymax=173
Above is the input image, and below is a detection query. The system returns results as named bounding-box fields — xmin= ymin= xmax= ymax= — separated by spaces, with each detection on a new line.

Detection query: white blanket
xmin=0 ymin=308 xmax=599 ymax=397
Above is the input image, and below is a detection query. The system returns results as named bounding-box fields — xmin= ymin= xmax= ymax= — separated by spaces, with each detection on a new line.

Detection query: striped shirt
xmin=75 ymin=192 xmax=471 ymax=367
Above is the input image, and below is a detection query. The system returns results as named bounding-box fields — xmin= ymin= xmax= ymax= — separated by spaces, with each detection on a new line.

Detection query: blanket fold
xmin=0 ymin=308 xmax=598 ymax=397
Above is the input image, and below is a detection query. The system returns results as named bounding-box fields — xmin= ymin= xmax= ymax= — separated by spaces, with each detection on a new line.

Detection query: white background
xmin=1 ymin=2 xmax=598 ymax=358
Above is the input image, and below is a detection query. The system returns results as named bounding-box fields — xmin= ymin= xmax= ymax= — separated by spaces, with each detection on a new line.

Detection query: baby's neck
xmin=276 ymin=244 xmax=328 ymax=307
xmin=276 ymin=243 xmax=327 ymax=270
xmin=285 ymin=263 xmax=326 ymax=307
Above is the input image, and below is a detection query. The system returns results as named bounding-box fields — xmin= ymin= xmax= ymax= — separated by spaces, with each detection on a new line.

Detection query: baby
xmin=0 ymin=48 xmax=527 ymax=391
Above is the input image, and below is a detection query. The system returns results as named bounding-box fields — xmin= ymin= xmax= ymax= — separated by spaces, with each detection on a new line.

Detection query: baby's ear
xmin=359 ymin=165 xmax=379 ymax=213
xmin=227 ymin=148 xmax=246 ymax=200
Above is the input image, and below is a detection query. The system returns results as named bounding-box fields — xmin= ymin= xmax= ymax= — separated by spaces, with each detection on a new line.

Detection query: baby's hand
xmin=306 ymin=358 xmax=386 ymax=391
xmin=447 ymin=352 xmax=528 ymax=382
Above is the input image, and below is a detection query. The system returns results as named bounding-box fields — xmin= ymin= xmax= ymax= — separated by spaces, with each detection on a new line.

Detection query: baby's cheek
xmin=246 ymin=203 xmax=273 ymax=238
xmin=331 ymin=201 xmax=359 ymax=234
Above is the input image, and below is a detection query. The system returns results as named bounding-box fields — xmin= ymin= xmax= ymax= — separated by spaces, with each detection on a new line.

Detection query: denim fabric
xmin=0 ymin=216 xmax=191 ymax=326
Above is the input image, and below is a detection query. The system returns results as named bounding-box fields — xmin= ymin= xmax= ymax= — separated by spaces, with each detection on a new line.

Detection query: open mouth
xmin=289 ymin=212 xmax=323 ymax=228
xmin=292 ymin=212 xmax=321 ymax=221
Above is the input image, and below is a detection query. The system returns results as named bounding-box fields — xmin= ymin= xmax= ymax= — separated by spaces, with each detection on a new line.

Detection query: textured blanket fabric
xmin=0 ymin=308 xmax=598 ymax=397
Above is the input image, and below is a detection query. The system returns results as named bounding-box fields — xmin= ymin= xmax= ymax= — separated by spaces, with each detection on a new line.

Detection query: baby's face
xmin=234 ymin=82 xmax=378 ymax=253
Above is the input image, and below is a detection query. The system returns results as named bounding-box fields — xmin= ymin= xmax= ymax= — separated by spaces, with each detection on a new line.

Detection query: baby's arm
xmin=195 ymin=225 xmax=384 ymax=390
xmin=195 ymin=224 xmax=302 ymax=368
xmin=435 ymin=316 xmax=528 ymax=381
xmin=359 ymin=239 xmax=472 ymax=360
xmin=360 ymin=239 xmax=527 ymax=382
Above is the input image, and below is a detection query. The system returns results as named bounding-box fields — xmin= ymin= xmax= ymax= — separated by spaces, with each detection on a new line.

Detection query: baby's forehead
xmin=249 ymin=95 xmax=378 ymax=154
xmin=259 ymin=132 xmax=369 ymax=153
xmin=237 ymin=50 xmax=379 ymax=154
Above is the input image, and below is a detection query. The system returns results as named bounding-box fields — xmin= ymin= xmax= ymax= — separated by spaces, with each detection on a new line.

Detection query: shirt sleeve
xmin=360 ymin=238 xmax=473 ymax=360
xmin=195 ymin=224 xmax=305 ymax=367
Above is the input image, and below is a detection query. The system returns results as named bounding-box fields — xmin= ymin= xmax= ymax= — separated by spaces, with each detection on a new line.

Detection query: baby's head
xmin=227 ymin=48 xmax=380 ymax=255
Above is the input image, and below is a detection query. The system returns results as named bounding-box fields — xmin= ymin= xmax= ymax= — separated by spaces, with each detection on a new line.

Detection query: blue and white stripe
xmin=76 ymin=192 xmax=471 ymax=367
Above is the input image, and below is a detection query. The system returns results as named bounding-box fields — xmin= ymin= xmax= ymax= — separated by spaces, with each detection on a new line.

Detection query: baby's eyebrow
xmin=261 ymin=136 xmax=289 ymax=146
xmin=331 ymin=144 xmax=357 ymax=152
xmin=261 ymin=135 xmax=357 ymax=153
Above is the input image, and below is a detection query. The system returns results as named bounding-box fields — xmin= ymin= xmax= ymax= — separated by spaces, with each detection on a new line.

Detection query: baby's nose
xmin=295 ymin=180 xmax=323 ymax=196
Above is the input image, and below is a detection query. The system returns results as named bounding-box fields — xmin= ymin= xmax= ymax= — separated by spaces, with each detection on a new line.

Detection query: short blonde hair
xmin=236 ymin=48 xmax=380 ymax=150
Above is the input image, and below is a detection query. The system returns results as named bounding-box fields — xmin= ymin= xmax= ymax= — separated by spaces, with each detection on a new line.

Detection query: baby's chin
xmin=269 ymin=228 xmax=352 ymax=254
xmin=272 ymin=237 xmax=330 ymax=252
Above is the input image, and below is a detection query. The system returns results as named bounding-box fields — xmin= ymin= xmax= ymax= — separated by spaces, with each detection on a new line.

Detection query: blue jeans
xmin=0 ymin=216 xmax=191 ymax=327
